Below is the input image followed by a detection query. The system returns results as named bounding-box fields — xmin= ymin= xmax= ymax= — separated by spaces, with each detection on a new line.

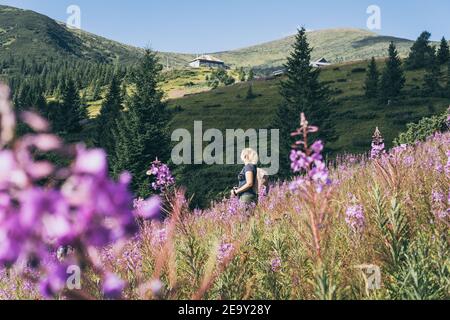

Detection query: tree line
xmin=364 ymin=31 xmax=450 ymax=102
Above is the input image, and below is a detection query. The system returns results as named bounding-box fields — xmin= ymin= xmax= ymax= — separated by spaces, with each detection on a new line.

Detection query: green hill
xmin=0 ymin=5 xmax=193 ymax=65
xmin=213 ymin=28 xmax=414 ymax=69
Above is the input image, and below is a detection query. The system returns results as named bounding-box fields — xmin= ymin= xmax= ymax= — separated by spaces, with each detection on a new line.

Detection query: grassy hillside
xmin=213 ymin=28 xmax=414 ymax=69
xmin=167 ymin=59 xmax=449 ymax=207
xmin=0 ymin=5 xmax=193 ymax=66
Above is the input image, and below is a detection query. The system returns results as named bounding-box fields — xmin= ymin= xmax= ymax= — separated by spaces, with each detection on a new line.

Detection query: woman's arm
xmin=235 ymin=171 xmax=254 ymax=195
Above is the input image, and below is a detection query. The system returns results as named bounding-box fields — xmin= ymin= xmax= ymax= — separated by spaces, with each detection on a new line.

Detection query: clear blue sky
xmin=1 ymin=0 xmax=450 ymax=53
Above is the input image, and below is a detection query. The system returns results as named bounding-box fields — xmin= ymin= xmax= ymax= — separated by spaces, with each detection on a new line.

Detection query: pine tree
xmin=406 ymin=31 xmax=434 ymax=70
xmin=112 ymin=49 xmax=171 ymax=196
xmin=58 ymin=79 xmax=84 ymax=136
xmin=437 ymin=37 xmax=450 ymax=65
xmin=423 ymin=47 xmax=442 ymax=96
xmin=238 ymin=67 xmax=246 ymax=82
xmin=380 ymin=42 xmax=405 ymax=103
xmin=364 ymin=57 xmax=380 ymax=98
xmin=247 ymin=68 xmax=254 ymax=81
xmin=96 ymin=76 xmax=123 ymax=158
xmin=275 ymin=27 xmax=335 ymax=178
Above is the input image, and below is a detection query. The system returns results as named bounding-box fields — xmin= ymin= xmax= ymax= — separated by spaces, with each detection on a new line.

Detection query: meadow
xmin=0 ymin=86 xmax=448 ymax=299
xmin=165 ymin=60 xmax=450 ymax=207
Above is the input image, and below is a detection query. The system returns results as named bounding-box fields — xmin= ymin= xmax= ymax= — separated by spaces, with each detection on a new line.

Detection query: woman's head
xmin=241 ymin=148 xmax=259 ymax=165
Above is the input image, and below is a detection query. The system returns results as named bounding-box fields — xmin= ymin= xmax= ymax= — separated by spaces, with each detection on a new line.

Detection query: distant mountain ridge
xmin=1 ymin=5 xmax=415 ymax=70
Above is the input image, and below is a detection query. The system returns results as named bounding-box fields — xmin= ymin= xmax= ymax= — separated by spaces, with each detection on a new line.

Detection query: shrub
xmin=394 ymin=108 xmax=449 ymax=145
xmin=351 ymin=67 xmax=366 ymax=73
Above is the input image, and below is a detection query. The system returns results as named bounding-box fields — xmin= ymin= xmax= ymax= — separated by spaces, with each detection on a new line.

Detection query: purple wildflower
xmin=431 ymin=190 xmax=449 ymax=220
xmin=445 ymin=151 xmax=450 ymax=179
xmin=0 ymin=84 xmax=139 ymax=298
xmin=133 ymin=196 xmax=161 ymax=220
xmin=151 ymin=227 xmax=167 ymax=247
xmin=217 ymin=242 xmax=234 ymax=264
xmin=271 ymin=257 xmax=282 ymax=272
xmin=102 ymin=273 xmax=125 ymax=300
xmin=147 ymin=159 xmax=175 ymax=192
xmin=371 ymin=127 xmax=385 ymax=159
xmin=345 ymin=202 xmax=366 ymax=234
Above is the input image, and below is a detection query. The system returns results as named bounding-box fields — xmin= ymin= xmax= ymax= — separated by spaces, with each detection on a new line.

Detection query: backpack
xmin=253 ymin=168 xmax=269 ymax=194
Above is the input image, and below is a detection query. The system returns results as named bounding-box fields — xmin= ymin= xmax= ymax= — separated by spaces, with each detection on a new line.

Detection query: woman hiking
xmin=231 ymin=148 xmax=259 ymax=204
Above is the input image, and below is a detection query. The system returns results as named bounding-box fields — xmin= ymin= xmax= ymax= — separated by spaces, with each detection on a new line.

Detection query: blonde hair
xmin=241 ymin=148 xmax=259 ymax=165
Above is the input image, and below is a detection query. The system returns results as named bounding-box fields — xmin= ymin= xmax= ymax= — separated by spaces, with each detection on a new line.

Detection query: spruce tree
xmin=437 ymin=37 xmax=450 ymax=65
xmin=364 ymin=57 xmax=380 ymax=98
xmin=247 ymin=68 xmax=254 ymax=81
xmin=380 ymin=42 xmax=405 ymax=103
xmin=406 ymin=31 xmax=434 ymax=70
xmin=96 ymin=76 xmax=123 ymax=158
xmin=423 ymin=47 xmax=442 ymax=96
xmin=238 ymin=67 xmax=246 ymax=82
xmin=112 ymin=49 xmax=171 ymax=196
xmin=275 ymin=27 xmax=335 ymax=178
xmin=58 ymin=79 xmax=84 ymax=136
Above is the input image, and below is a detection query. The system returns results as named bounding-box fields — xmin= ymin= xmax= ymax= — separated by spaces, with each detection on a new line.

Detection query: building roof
xmin=315 ymin=57 xmax=330 ymax=64
xmin=190 ymin=55 xmax=224 ymax=64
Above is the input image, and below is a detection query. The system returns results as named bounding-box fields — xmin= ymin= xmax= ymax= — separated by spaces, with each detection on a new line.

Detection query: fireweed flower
xmin=217 ymin=242 xmax=234 ymax=264
xmin=371 ymin=127 xmax=385 ymax=159
xmin=151 ymin=226 xmax=167 ymax=247
xmin=345 ymin=198 xmax=366 ymax=234
xmin=289 ymin=115 xmax=331 ymax=193
xmin=133 ymin=196 xmax=161 ymax=220
xmin=271 ymin=257 xmax=282 ymax=272
xmin=102 ymin=273 xmax=126 ymax=300
xmin=147 ymin=159 xmax=175 ymax=192
xmin=431 ymin=190 xmax=449 ymax=220
xmin=445 ymin=151 xmax=450 ymax=179
xmin=227 ymin=196 xmax=241 ymax=216
xmin=258 ymin=185 xmax=267 ymax=203
xmin=290 ymin=145 xmax=330 ymax=193
xmin=0 ymin=86 xmax=148 ymax=299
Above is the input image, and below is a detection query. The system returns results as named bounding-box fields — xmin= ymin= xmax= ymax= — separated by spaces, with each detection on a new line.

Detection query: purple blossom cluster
xmin=151 ymin=226 xmax=167 ymax=247
xmin=0 ymin=83 xmax=159 ymax=299
xmin=431 ymin=190 xmax=449 ymax=220
xmin=217 ymin=242 xmax=234 ymax=265
xmin=445 ymin=151 xmax=450 ymax=179
xmin=133 ymin=196 xmax=161 ymax=220
xmin=270 ymin=257 xmax=282 ymax=272
xmin=345 ymin=199 xmax=366 ymax=234
xmin=371 ymin=127 xmax=386 ymax=159
xmin=147 ymin=159 xmax=175 ymax=192
xmin=289 ymin=114 xmax=331 ymax=193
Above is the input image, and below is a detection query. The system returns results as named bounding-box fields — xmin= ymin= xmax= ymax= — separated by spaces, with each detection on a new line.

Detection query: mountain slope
xmin=213 ymin=28 xmax=414 ymax=69
xmin=0 ymin=5 xmax=194 ymax=65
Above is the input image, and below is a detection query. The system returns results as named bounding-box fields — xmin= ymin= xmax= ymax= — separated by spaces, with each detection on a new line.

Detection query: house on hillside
xmin=271 ymin=69 xmax=285 ymax=77
xmin=189 ymin=55 xmax=225 ymax=68
xmin=310 ymin=57 xmax=332 ymax=68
